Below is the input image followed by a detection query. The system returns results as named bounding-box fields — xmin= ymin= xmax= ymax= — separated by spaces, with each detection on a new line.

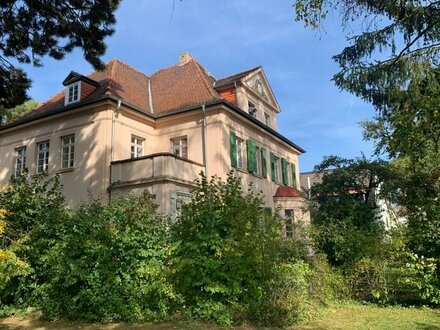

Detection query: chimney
xmin=179 ymin=52 xmax=193 ymax=64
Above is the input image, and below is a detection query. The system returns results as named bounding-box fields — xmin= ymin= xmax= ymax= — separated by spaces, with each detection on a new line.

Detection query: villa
xmin=0 ymin=53 xmax=310 ymax=227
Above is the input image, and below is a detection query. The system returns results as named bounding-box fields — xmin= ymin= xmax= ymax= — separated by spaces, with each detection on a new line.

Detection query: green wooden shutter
xmin=261 ymin=148 xmax=267 ymax=178
xmin=291 ymin=163 xmax=297 ymax=188
xmin=246 ymin=139 xmax=257 ymax=173
xmin=230 ymin=131 xmax=237 ymax=167
xmin=270 ymin=152 xmax=276 ymax=182
xmin=281 ymin=158 xmax=288 ymax=185
xmin=264 ymin=207 xmax=272 ymax=216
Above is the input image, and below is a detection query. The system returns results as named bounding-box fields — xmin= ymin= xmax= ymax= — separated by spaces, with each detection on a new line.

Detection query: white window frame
xmin=36 ymin=140 xmax=50 ymax=174
xmin=14 ymin=147 xmax=26 ymax=177
xmin=248 ymin=102 xmax=257 ymax=118
xmin=131 ymin=136 xmax=144 ymax=158
xmin=64 ymin=81 xmax=81 ymax=105
xmin=171 ymin=136 xmax=188 ymax=158
xmin=61 ymin=135 xmax=75 ymax=169
xmin=236 ymin=137 xmax=244 ymax=169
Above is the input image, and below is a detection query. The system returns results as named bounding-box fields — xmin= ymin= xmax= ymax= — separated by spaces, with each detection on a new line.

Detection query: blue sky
xmin=22 ymin=0 xmax=375 ymax=172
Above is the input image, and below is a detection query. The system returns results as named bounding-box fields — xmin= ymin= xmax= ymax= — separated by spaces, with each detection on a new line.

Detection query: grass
xmin=0 ymin=304 xmax=439 ymax=329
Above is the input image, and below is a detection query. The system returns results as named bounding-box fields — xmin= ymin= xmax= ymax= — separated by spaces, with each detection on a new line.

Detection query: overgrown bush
xmin=1 ymin=173 xmax=343 ymax=326
xmin=171 ymin=173 xmax=334 ymax=326
xmin=0 ymin=176 xmax=65 ymax=308
xmin=347 ymin=253 xmax=440 ymax=305
xmin=39 ymin=193 xmax=177 ymax=322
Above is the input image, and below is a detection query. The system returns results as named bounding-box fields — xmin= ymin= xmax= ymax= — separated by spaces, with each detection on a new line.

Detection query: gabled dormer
xmin=214 ymin=67 xmax=281 ymax=130
xmin=62 ymin=71 xmax=100 ymax=106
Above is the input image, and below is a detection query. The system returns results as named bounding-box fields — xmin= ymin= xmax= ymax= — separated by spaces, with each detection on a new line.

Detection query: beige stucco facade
xmin=0 ymin=60 xmax=310 ymax=226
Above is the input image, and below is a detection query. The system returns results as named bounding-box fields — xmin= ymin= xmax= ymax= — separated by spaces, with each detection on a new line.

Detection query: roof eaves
xmin=0 ymin=96 xmax=111 ymax=132
xmin=155 ymin=99 xmax=305 ymax=154
xmin=214 ymin=66 xmax=261 ymax=88
xmin=220 ymin=99 xmax=306 ymax=153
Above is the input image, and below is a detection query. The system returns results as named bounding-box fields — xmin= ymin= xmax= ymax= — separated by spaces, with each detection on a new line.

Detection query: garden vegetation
xmin=0 ymin=173 xmax=339 ymax=327
xmin=0 ymin=169 xmax=438 ymax=327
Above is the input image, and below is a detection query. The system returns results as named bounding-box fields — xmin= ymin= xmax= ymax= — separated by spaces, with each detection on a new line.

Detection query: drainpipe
xmin=111 ymin=99 xmax=122 ymax=162
xmin=201 ymin=104 xmax=208 ymax=176
xmin=109 ymin=99 xmax=122 ymax=201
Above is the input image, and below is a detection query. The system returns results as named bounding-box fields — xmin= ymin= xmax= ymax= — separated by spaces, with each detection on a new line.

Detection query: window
xmin=230 ymin=132 xmax=244 ymax=169
xmin=61 ymin=135 xmax=75 ymax=169
xmin=131 ymin=136 xmax=144 ymax=158
xmin=248 ymin=102 xmax=257 ymax=118
xmin=36 ymin=141 xmax=50 ymax=174
xmin=171 ymin=136 xmax=187 ymax=158
xmin=256 ymin=146 xmax=262 ymax=175
xmin=270 ymin=153 xmax=280 ymax=182
xmin=285 ymin=209 xmax=294 ymax=238
xmin=14 ymin=147 xmax=26 ymax=177
xmin=264 ymin=112 xmax=270 ymax=126
xmin=65 ymin=82 xmax=80 ymax=105
xmin=246 ymin=139 xmax=267 ymax=177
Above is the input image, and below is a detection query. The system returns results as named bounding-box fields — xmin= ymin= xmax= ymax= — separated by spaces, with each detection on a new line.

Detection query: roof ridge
xmin=108 ymin=58 xmax=150 ymax=80
xmin=150 ymin=61 xmax=182 ymax=77
xmin=191 ymin=59 xmax=218 ymax=99
xmin=216 ymin=66 xmax=261 ymax=82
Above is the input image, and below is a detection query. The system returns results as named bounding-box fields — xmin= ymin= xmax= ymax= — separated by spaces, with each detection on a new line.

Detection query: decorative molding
xmin=251 ymin=78 xmax=268 ymax=101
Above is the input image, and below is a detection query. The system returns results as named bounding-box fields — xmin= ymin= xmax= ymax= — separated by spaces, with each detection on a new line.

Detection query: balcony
xmin=110 ymin=152 xmax=204 ymax=188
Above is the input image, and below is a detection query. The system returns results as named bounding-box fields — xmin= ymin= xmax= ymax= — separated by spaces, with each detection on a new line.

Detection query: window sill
xmin=233 ymin=166 xmax=248 ymax=174
xmin=251 ymin=172 xmax=265 ymax=179
xmin=55 ymin=167 xmax=75 ymax=174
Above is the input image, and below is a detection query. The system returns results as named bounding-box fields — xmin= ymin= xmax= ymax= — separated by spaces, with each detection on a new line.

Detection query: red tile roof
xmin=274 ymin=186 xmax=302 ymax=198
xmin=27 ymin=56 xmax=225 ymax=118
xmin=150 ymin=59 xmax=219 ymax=113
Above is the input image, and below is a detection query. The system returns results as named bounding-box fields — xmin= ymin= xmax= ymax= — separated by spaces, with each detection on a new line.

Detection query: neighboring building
xmin=0 ymin=53 xmax=310 ymax=227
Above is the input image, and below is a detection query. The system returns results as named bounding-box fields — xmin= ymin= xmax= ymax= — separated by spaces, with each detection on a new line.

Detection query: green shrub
xmin=0 ymin=175 xmax=65 ymax=308
xmin=172 ymin=173 xmax=328 ymax=326
xmin=39 ymin=193 xmax=177 ymax=322
xmin=253 ymin=262 xmax=311 ymax=326
xmin=307 ymin=254 xmax=348 ymax=304
xmin=346 ymin=249 xmax=440 ymax=305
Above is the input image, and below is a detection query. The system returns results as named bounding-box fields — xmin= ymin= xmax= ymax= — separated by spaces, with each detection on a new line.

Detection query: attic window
xmin=248 ymin=102 xmax=257 ymax=118
xmin=65 ymin=81 xmax=81 ymax=105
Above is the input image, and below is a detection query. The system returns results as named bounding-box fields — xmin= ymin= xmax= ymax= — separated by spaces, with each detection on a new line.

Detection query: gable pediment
xmin=242 ymin=70 xmax=279 ymax=111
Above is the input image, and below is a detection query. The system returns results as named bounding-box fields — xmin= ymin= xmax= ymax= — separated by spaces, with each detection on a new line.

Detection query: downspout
xmin=109 ymin=99 xmax=122 ymax=202
xmin=201 ymin=104 xmax=208 ymax=176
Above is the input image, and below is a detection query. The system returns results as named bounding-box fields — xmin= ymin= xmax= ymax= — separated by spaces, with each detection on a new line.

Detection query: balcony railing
xmin=110 ymin=152 xmax=204 ymax=187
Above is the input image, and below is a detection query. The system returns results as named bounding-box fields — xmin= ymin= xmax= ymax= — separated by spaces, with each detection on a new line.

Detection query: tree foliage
xmin=294 ymin=0 xmax=440 ymax=108
xmin=309 ymin=155 xmax=390 ymax=266
xmin=294 ymin=0 xmax=440 ymax=283
xmin=0 ymin=100 xmax=38 ymax=124
xmin=0 ymin=0 xmax=121 ymax=109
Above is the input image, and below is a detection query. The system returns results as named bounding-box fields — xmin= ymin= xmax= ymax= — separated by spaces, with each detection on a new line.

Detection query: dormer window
xmin=65 ymin=81 xmax=81 ymax=105
xmin=62 ymin=71 xmax=99 ymax=106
